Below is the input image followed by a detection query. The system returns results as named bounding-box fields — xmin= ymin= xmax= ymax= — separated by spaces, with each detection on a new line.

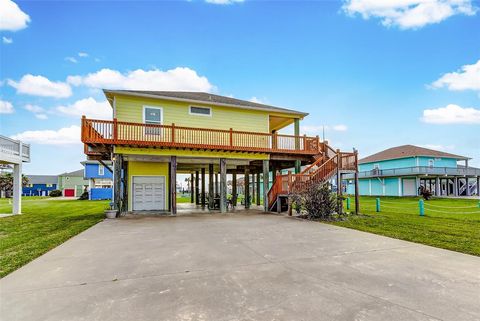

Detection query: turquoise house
xmin=346 ymin=145 xmax=480 ymax=197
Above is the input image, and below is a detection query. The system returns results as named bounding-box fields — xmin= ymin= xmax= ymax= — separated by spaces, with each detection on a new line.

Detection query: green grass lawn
xmin=332 ymin=196 xmax=480 ymax=256
xmin=0 ymin=197 xmax=107 ymax=277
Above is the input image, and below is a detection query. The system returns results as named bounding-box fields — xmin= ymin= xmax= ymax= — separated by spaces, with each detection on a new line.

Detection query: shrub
xmin=49 ymin=190 xmax=62 ymax=197
xmin=296 ymin=182 xmax=337 ymax=220
xmin=78 ymin=191 xmax=89 ymax=200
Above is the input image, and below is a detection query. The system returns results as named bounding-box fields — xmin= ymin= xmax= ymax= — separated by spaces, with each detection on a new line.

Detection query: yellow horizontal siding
xmin=127 ymin=161 xmax=169 ymax=212
xmin=115 ymin=95 xmax=269 ymax=133
xmin=117 ymin=147 xmax=269 ymax=160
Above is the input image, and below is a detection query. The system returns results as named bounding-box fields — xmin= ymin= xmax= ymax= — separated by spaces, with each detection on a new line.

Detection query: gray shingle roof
xmin=58 ymin=169 xmax=84 ymax=177
xmin=104 ymin=90 xmax=308 ymax=116
xmin=359 ymin=145 xmax=468 ymax=164
xmin=25 ymin=175 xmax=58 ymax=185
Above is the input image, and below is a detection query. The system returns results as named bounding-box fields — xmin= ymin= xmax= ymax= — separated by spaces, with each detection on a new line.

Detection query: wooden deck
xmin=81 ymin=117 xmax=327 ymax=157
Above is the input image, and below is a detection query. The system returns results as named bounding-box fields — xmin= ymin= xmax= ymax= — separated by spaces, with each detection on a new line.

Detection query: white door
xmin=403 ymin=179 xmax=416 ymax=196
xmin=133 ymin=176 xmax=166 ymax=211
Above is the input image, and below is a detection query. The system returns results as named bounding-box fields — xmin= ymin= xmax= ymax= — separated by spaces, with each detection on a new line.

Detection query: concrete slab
xmin=1 ymin=211 xmax=479 ymax=321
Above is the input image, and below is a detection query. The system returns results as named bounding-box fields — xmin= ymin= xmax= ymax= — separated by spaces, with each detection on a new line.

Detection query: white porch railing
xmin=0 ymin=135 xmax=30 ymax=164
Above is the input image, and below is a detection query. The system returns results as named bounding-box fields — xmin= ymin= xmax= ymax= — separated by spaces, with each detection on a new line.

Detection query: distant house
xmin=346 ymin=145 xmax=480 ymax=197
xmin=57 ymin=169 xmax=89 ymax=197
xmin=23 ymin=175 xmax=57 ymax=196
xmin=81 ymin=161 xmax=113 ymax=200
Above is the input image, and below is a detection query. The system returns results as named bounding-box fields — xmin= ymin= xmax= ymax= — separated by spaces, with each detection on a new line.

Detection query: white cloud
xmin=24 ymin=104 xmax=48 ymax=119
xmin=56 ymin=97 xmax=112 ymax=120
xmin=24 ymin=104 xmax=44 ymax=113
xmin=78 ymin=52 xmax=88 ymax=57
xmin=0 ymin=100 xmax=14 ymax=114
xmin=332 ymin=124 xmax=348 ymax=131
xmin=419 ymin=144 xmax=454 ymax=151
xmin=0 ymin=0 xmax=31 ymax=31
xmin=8 ymin=74 xmax=72 ymax=98
xmin=430 ymin=59 xmax=480 ymax=91
xmin=342 ymin=0 xmax=477 ymax=29
xmin=250 ymin=97 xmax=265 ymax=104
xmin=421 ymin=104 xmax=480 ymax=124
xmin=65 ymin=56 xmax=78 ymax=64
xmin=205 ymin=0 xmax=244 ymax=4
xmin=11 ymin=125 xmax=81 ymax=145
xmin=2 ymin=36 xmax=12 ymax=44
xmin=68 ymin=67 xmax=215 ymax=92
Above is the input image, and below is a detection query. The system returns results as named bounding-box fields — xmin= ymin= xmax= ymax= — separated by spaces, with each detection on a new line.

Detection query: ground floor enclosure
xmin=347 ymin=175 xmax=480 ymax=197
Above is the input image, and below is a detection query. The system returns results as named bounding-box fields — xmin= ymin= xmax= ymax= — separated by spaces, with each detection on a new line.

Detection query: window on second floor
xmin=373 ymin=164 xmax=380 ymax=170
xmin=428 ymin=159 xmax=434 ymax=168
xmin=98 ymin=165 xmax=104 ymax=176
xmin=46 ymin=184 xmax=53 ymax=187
xmin=143 ymin=106 xmax=162 ymax=135
xmin=189 ymin=106 xmax=212 ymax=116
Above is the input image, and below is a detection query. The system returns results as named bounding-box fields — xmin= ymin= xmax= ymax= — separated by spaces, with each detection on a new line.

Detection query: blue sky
xmin=1 ymin=0 xmax=479 ymax=174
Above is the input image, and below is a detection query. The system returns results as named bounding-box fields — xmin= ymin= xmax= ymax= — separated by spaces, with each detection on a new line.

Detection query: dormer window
xmin=189 ymin=106 xmax=211 ymax=116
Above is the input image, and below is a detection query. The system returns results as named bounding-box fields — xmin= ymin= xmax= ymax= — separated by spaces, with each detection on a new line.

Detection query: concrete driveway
xmin=1 ymin=211 xmax=479 ymax=321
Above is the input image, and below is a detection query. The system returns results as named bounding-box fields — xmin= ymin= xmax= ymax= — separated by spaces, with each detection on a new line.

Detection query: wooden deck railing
xmin=81 ymin=117 xmax=323 ymax=155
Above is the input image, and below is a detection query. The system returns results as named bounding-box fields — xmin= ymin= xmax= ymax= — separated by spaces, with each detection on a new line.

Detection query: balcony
xmin=354 ymin=166 xmax=480 ymax=178
xmin=81 ymin=117 xmax=326 ymax=156
xmin=0 ymin=135 xmax=30 ymax=164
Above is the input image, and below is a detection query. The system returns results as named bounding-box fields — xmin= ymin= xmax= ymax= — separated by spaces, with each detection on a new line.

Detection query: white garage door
xmin=133 ymin=176 xmax=166 ymax=211
xmin=403 ymin=179 xmax=416 ymax=196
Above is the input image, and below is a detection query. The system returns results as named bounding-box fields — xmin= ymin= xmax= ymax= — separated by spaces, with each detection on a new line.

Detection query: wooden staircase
xmin=267 ymin=145 xmax=357 ymax=212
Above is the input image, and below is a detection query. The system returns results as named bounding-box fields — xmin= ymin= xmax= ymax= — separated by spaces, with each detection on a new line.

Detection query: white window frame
xmin=373 ymin=163 xmax=380 ymax=170
xmin=98 ymin=164 xmax=104 ymax=176
xmin=143 ymin=106 xmax=163 ymax=125
xmin=189 ymin=105 xmax=212 ymax=117
xmin=428 ymin=159 xmax=434 ymax=168
xmin=143 ymin=106 xmax=163 ymax=136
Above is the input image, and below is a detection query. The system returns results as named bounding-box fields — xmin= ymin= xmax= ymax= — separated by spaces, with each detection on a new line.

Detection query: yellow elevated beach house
xmin=81 ymin=90 xmax=358 ymax=215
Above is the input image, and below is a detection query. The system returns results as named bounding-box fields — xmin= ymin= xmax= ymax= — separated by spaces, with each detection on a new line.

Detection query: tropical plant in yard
xmin=0 ymin=173 xmax=29 ymax=197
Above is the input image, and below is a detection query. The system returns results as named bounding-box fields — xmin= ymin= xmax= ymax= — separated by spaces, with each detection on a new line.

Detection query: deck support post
xmin=435 ymin=176 xmax=440 ymax=196
xmin=121 ymin=159 xmax=128 ymax=212
xmin=477 ymin=176 xmax=480 ymax=196
xmin=195 ymin=171 xmax=200 ymax=205
xmin=232 ymin=171 xmax=237 ymax=207
xmin=12 ymin=162 xmax=22 ymax=214
xmin=466 ymin=177 xmax=471 ymax=196
xmin=256 ymin=172 xmax=261 ymax=206
xmin=251 ymin=174 xmax=256 ymax=204
xmin=190 ymin=173 xmax=194 ymax=203
xmin=215 ymin=174 xmax=219 ymax=197
xmin=201 ymin=168 xmax=206 ymax=207
xmin=170 ymin=156 xmax=177 ymax=215
xmin=208 ymin=164 xmax=214 ymax=209
xmin=294 ymin=118 xmax=301 ymax=174
xmin=113 ymin=154 xmax=122 ymax=213
xmin=454 ymin=177 xmax=458 ymax=196
xmin=244 ymin=168 xmax=250 ymax=209
xmin=263 ymin=160 xmax=269 ymax=212
xmin=354 ymin=149 xmax=360 ymax=214
xmin=220 ymin=158 xmax=227 ymax=213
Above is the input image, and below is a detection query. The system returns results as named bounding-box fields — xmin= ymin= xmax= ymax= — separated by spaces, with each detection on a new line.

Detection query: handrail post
xmin=316 ymin=135 xmax=320 ymax=153
xmin=287 ymin=170 xmax=292 ymax=193
xmin=303 ymin=134 xmax=307 ymax=151
xmin=171 ymin=123 xmax=175 ymax=143
xmin=273 ymin=132 xmax=278 ymax=150
xmin=229 ymin=128 xmax=233 ymax=147
xmin=113 ymin=118 xmax=118 ymax=143
xmin=81 ymin=115 xmax=86 ymax=141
